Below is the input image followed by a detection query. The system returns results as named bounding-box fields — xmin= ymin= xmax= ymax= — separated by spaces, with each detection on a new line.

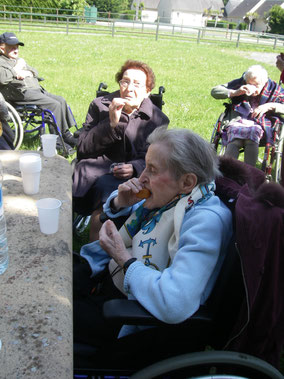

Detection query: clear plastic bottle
xmin=0 ymin=160 xmax=8 ymax=275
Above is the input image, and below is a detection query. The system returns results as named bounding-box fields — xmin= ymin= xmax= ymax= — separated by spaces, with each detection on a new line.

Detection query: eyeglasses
xmin=119 ymin=79 xmax=146 ymax=89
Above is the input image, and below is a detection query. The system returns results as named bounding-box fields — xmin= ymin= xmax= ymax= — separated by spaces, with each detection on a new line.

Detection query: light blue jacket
xmin=81 ymin=190 xmax=232 ymax=336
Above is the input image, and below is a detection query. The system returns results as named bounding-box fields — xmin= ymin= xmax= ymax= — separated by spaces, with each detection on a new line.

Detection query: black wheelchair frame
xmin=130 ymin=350 xmax=283 ymax=379
xmin=74 ymin=234 xmax=283 ymax=378
xmin=210 ymin=102 xmax=283 ymax=184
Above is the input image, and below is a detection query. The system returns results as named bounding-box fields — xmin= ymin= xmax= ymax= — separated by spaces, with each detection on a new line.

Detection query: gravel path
xmin=240 ymin=51 xmax=279 ymax=66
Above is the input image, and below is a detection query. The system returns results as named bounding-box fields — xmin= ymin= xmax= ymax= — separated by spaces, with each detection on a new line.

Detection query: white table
xmin=0 ymin=151 xmax=73 ymax=378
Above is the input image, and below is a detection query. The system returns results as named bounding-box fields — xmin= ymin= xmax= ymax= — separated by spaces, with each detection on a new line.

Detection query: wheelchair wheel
xmin=17 ymin=105 xmax=47 ymax=145
xmin=131 ymin=351 xmax=283 ymax=379
xmin=5 ymin=102 xmax=24 ymax=150
xmin=210 ymin=120 xmax=226 ymax=156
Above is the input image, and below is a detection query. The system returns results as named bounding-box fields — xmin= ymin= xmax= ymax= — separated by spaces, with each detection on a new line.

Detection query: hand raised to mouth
xmin=136 ymin=188 xmax=151 ymax=199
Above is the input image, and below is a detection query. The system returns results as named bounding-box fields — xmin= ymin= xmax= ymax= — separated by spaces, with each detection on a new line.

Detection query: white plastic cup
xmin=41 ymin=134 xmax=58 ymax=157
xmin=36 ymin=198 xmax=62 ymax=235
xmin=19 ymin=153 xmax=42 ymax=195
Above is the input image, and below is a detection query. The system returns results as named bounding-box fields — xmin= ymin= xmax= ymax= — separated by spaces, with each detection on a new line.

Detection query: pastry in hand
xmin=136 ymin=188 xmax=151 ymax=199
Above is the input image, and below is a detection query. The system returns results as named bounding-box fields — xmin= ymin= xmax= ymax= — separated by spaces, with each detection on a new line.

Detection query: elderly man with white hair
xmin=211 ymin=65 xmax=284 ymax=166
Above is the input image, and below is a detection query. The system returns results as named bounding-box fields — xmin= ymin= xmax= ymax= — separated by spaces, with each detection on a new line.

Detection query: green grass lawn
xmin=17 ymin=31 xmax=282 ymax=247
xmin=10 ymin=31 xmax=283 ymax=373
xmin=16 ymin=31 xmax=282 ymax=142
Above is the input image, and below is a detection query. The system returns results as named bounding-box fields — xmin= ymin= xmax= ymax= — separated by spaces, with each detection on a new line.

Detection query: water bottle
xmin=0 ymin=160 xmax=8 ymax=275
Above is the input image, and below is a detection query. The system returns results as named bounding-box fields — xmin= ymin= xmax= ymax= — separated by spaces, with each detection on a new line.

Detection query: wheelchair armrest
xmin=158 ymin=86 xmax=165 ymax=95
xmin=103 ymin=299 xmax=212 ymax=326
xmin=99 ymin=211 xmax=128 ymax=230
xmin=14 ymin=104 xmax=40 ymax=112
xmin=103 ymin=299 xmax=160 ymax=326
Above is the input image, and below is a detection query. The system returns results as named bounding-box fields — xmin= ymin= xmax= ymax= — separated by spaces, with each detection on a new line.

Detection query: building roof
xmin=255 ymin=0 xmax=284 ymax=16
xmin=225 ymin=0 xmax=244 ymax=15
xmin=226 ymin=0 xmax=284 ymax=18
xmin=169 ymin=0 xmax=224 ymax=12
xmin=226 ymin=0 xmax=260 ymax=17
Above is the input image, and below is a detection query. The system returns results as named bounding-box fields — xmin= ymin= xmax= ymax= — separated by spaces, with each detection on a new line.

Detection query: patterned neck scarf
xmin=123 ymin=182 xmax=216 ymax=239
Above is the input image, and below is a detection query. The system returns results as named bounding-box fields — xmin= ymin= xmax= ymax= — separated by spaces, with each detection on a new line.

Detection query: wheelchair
xmin=72 ymin=83 xmax=166 ymax=238
xmin=4 ymin=100 xmax=24 ymax=150
xmin=73 ymin=158 xmax=284 ymax=379
xmin=73 ymin=237 xmax=283 ymax=379
xmin=4 ymin=99 xmax=77 ymax=157
xmin=210 ymin=103 xmax=284 ymax=184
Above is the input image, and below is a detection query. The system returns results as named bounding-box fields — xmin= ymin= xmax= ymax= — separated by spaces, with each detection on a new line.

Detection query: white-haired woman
xmin=74 ymin=127 xmax=232 ymax=349
xmin=211 ymin=65 xmax=284 ymax=166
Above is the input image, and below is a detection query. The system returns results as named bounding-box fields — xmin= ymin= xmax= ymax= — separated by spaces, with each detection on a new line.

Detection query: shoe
xmin=74 ymin=127 xmax=84 ymax=138
xmin=56 ymin=140 xmax=75 ymax=157
xmin=63 ymin=130 xmax=78 ymax=148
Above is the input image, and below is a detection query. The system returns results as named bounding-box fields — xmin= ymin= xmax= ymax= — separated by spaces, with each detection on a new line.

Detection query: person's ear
xmin=0 ymin=45 xmax=5 ymax=55
xmin=179 ymin=173 xmax=198 ymax=194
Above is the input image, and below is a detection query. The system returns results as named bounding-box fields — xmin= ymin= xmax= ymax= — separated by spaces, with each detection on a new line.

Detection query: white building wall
xmin=254 ymin=19 xmax=268 ymax=32
xmin=171 ymin=11 xmax=203 ymax=26
xmin=141 ymin=10 xmax=158 ymax=22
xmin=225 ymin=0 xmax=244 ymax=15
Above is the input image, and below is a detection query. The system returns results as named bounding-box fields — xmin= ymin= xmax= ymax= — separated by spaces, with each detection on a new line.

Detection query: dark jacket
xmin=73 ymin=91 xmax=169 ymax=198
xmin=0 ymin=55 xmax=41 ymax=102
xmin=77 ymin=91 xmax=169 ymax=170
xmin=216 ymin=157 xmax=284 ymax=368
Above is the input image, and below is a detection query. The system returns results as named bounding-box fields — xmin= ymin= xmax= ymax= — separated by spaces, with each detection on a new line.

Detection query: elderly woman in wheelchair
xmin=73 ymin=59 xmax=169 ymax=241
xmin=73 ymin=127 xmax=232 ymax=366
xmin=211 ymin=65 xmax=284 ymax=167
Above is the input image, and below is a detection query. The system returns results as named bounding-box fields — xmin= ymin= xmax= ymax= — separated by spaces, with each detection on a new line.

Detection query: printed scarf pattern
xmin=109 ymin=182 xmax=216 ymax=294
xmin=123 ymin=182 xmax=215 ymax=240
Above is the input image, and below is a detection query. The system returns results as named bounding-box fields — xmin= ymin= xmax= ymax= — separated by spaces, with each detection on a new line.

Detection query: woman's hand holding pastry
xmin=113 ymin=178 xmax=143 ymax=209
xmin=109 ymin=98 xmax=127 ymax=128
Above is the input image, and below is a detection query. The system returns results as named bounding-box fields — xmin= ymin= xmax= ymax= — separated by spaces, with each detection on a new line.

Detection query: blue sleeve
xmin=123 ymin=202 xmax=232 ymax=324
xmin=80 ymin=192 xmax=144 ymax=277
xmin=103 ymin=190 xmax=144 ymax=218
xmin=80 ymin=240 xmax=110 ymax=278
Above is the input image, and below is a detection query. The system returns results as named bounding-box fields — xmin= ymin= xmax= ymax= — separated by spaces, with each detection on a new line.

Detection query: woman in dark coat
xmin=73 ymin=60 xmax=169 ymax=240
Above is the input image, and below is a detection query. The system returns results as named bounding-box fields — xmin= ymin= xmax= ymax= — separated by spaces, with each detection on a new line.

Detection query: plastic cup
xmin=36 ymin=198 xmax=62 ymax=235
xmin=41 ymin=134 xmax=58 ymax=157
xmin=19 ymin=153 xmax=42 ymax=195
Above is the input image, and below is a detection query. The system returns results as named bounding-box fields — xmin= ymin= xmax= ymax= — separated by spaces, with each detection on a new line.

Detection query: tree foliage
xmin=0 ymin=0 xmax=135 ymax=14
xmin=1 ymin=0 xmax=89 ymax=13
xmin=93 ymin=0 xmax=127 ymax=13
xmin=244 ymin=12 xmax=259 ymax=31
xmin=267 ymin=5 xmax=284 ymax=35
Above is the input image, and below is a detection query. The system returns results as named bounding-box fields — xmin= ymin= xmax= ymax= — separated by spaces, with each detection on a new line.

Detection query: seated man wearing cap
xmin=0 ymin=32 xmax=78 ymax=148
